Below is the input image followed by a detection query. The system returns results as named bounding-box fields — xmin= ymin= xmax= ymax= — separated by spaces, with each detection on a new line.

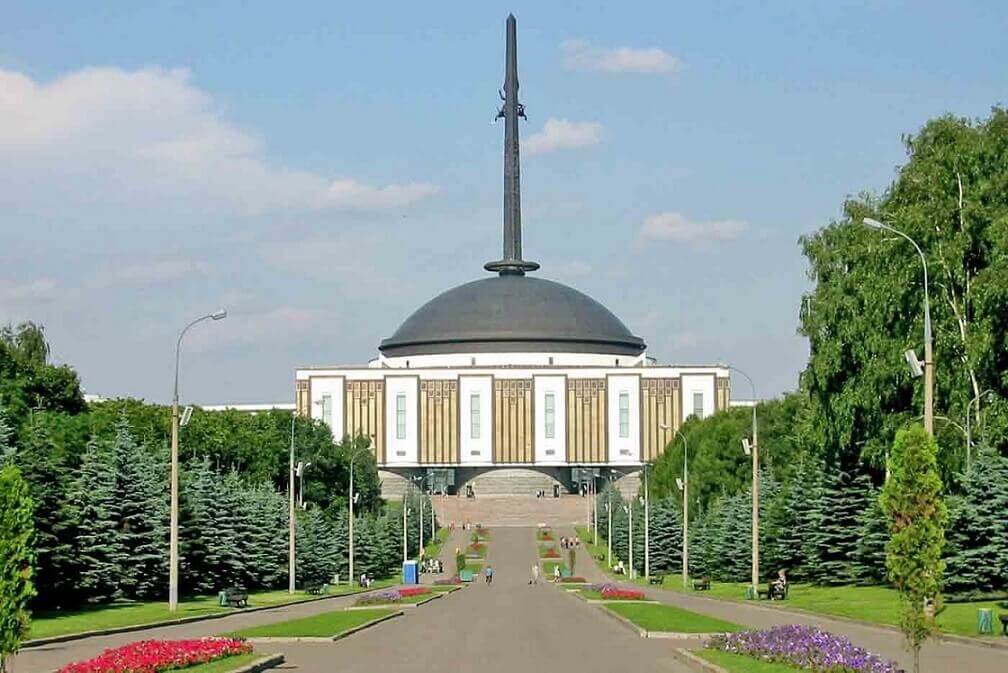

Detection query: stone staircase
xmin=432 ymin=494 xmax=591 ymax=528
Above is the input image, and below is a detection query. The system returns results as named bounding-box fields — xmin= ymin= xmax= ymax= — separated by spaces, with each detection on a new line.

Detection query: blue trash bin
xmin=402 ymin=560 xmax=418 ymax=585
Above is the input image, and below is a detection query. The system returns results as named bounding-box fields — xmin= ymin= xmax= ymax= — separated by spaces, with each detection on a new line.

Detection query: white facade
xmin=296 ymin=359 xmax=727 ymax=468
xmin=309 ymin=375 xmax=344 ymax=438
xmin=460 ymin=375 xmax=493 ymax=465
xmin=533 ymin=375 xmax=566 ymax=464
xmin=606 ymin=374 xmax=641 ymax=464
xmin=383 ymin=376 xmax=418 ymax=465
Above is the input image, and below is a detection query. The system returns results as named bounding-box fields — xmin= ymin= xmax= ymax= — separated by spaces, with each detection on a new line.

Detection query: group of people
xmin=421 ymin=558 xmax=443 ymax=574
xmin=358 ymin=572 xmax=374 ymax=587
xmin=529 ymin=561 xmax=563 ymax=584
xmin=559 ymin=535 xmax=580 ymax=549
xmin=448 ymin=520 xmax=481 ymax=532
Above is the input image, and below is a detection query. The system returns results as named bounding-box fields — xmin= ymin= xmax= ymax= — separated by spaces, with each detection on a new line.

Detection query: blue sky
xmin=1 ymin=2 xmax=1005 ymax=404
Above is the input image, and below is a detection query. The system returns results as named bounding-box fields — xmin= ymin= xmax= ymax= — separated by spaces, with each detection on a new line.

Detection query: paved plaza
xmin=13 ymin=526 xmax=1008 ymax=673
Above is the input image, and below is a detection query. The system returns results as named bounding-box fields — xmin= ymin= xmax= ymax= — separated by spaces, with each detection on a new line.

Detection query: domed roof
xmin=379 ymin=275 xmax=645 ymax=357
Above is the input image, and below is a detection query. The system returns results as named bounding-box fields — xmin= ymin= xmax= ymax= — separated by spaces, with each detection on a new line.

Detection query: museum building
xmin=293 ymin=16 xmax=730 ymax=497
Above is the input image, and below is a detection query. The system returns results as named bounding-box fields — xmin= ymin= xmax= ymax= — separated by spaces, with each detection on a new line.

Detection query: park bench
xmin=220 ymin=587 xmax=248 ymax=607
xmin=757 ymin=582 xmax=789 ymax=601
xmin=305 ymin=583 xmax=328 ymax=595
xmin=692 ymin=578 xmax=710 ymax=591
xmin=1000 ymin=613 xmax=1008 ymax=636
xmin=648 ymin=574 xmax=665 ymax=586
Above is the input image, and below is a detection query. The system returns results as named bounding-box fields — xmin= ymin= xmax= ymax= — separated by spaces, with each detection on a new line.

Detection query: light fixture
xmin=675 ymin=477 xmax=684 ymax=491
xmin=904 ymin=349 xmax=924 ymax=378
xmin=180 ymin=406 xmax=193 ymax=427
xmin=742 ymin=438 xmax=751 ymax=456
xmin=211 ymin=309 xmax=228 ymax=320
xmin=862 ymin=217 xmax=884 ymax=229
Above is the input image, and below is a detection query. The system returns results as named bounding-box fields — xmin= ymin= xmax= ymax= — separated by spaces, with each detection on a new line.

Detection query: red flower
xmin=398 ymin=587 xmax=431 ymax=597
xmin=601 ymin=586 xmax=645 ymax=600
xmin=59 ymin=638 xmax=252 ymax=673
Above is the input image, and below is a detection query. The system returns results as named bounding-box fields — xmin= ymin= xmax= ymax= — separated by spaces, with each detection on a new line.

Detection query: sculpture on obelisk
xmin=485 ymin=14 xmax=540 ymax=276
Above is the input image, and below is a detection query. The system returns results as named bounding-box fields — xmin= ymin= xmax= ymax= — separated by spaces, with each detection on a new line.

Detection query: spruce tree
xmin=852 ymin=484 xmax=888 ymax=585
xmin=16 ymin=421 xmax=76 ymax=607
xmin=0 ymin=408 xmax=14 ymax=465
xmin=68 ymin=437 xmax=124 ymax=601
xmin=809 ymin=463 xmax=868 ymax=584
xmin=180 ymin=456 xmax=217 ymax=594
xmin=648 ymin=498 xmax=682 ymax=573
xmin=115 ymin=429 xmax=168 ymax=599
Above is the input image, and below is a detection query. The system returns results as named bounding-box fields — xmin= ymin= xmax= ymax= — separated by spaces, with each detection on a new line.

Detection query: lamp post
xmin=605 ymin=499 xmax=613 ymax=569
xmin=623 ymin=503 xmax=634 ymax=579
xmin=965 ymin=389 xmax=994 ymax=471
xmin=863 ymin=217 xmax=934 ymax=436
xmin=347 ymin=445 xmax=369 ymax=587
xmin=729 ymin=365 xmax=759 ymax=595
xmin=643 ymin=465 xmax=650 ymax=580
xmin=402 ymin=504 xmax=412 ymax=564
xmin=288 ymin=414 xmax=296 ymax=594
xmin=169 ymin=309 xmax=226 ymax=612
xmin=409 ymin=474 xmax=424 ymax=558
xmin=663 ymin=424 xmax=689 ymax=589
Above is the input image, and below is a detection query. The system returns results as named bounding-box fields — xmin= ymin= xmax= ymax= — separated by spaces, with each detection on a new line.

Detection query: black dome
xmin=379 ymin=275 xmax=646 ymax=357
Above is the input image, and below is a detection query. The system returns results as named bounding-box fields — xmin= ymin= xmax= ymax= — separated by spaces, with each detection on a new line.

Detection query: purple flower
xmin=707 ymin=624 xmax=903 ymax=673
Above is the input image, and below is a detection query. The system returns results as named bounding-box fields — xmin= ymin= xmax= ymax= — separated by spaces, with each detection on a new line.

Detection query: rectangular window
xmin=321 ymin=394 xmax=332 ymax=427
xmin=396 ymin=393 xmax=407 ymax=440
xmin=693 ymin=392 xmax=704 ymax=419
xmin=619 ymin=391 xmax=630 ymax=438
xmin=544 ymin=393 xmax=555 ymax=439
xmin=470 ymin=393 xmax=481 ymax=439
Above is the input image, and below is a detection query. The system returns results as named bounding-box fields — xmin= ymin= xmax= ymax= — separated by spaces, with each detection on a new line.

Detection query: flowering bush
xmin=354 ymin=586 xmax=430 ymax=605
xmin=558 ymin=576 xmax=587 ymax=583
xmin=398 ymin=586 xmax=431 ymax=598
xmin=59 ymin=638 xmax=251 ymax=673
xmin=707 ymin=625 xmax=903 ymax=673
xmin=600 ymin=585 xmax=645 ymax=600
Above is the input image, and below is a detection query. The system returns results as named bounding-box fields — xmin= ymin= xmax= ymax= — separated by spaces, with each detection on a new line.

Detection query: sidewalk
xmin=571 ymin=530 xmax=1006 ymax=673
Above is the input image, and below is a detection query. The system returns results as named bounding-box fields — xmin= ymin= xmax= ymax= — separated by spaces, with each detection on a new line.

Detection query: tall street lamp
xmin=729 ymin=365 xmax=759 ymax=595
xmin=663 ymin=424 xmax=689 ymax=589
xmin=605 ymin=498 xmax=613 ymax=569
xmin=288 ymin=414 xmax=296 ymax=594
xmin=863 ymin=217 xmax=934 ymax=436
xmin=643 ymin=464 xmax=650 ymax=580
xmin=169 ymin=309 xmax=226 ymax=612
xmin=347 ymin=443 xmax=370 ymax=586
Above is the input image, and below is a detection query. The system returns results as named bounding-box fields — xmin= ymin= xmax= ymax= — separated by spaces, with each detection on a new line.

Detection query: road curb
xmin=23 ymin=588 xmax=383 ymax=649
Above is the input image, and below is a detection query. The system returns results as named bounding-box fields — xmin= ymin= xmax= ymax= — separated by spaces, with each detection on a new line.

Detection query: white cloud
xmin=521 ymin=118 xmax=602 ymax=156
xmin=187 ymin=306 xmax=333 ymax=352
xmin=0 ymin=67 xmax=436 ymax=213
xmin=105 ymin=259 xmax=210 ymax=286
xmin=562 ymin=40 xmax=680 ymax=74
xmin=0 ymin=278 xmax=59 ymax=304
xmin=639 ymin=212 xmax=748 ymax=243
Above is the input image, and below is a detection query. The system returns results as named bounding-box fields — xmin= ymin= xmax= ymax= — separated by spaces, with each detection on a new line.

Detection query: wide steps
xmin=433 ymin=495 xmax=590 ymax=528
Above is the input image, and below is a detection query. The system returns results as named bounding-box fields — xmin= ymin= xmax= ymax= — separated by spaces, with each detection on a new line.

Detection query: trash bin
xmin=977 ymin=608 xmax=993 ymax=634
xmin=402 ymin=560 xmax=418 ymax=585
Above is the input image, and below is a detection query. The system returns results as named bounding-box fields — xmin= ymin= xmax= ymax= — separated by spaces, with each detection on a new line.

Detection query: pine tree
xmin=116 ymin=431 xmax=168 ymax=599
xmin=214 ymin=470 xmax=247 ymax=588
xmin=852 ymin=484 xmax=888 ymax=585
xmin=809 ymin=463 xmax=869 ymax=584
xmin=68 ymin=437 xmax=124 ymax=601
xmin=16 ymin=421 xmax=76 ymax=607
xmin=943 ymin=449 xmax=1008 ymax=596
xmin=648 ymin=497 xmax=682 ymax=573
xmin=0 ymin=409 xmax=15 ymax=465
xmin=796 ymin=454 xmax=827 ymax=582
xmin=180 ymin=456 xmax=217 ymax=594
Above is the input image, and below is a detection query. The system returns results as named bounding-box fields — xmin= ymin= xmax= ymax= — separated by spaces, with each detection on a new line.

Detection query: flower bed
xmin=558 ymin=576 xmax=587 ymax=583
xmin=467 ymin=542 xmax=487 ymax=557
xmin=540 ymin=548 xmax=561 ymax=559
xmin=354 ymin=586 xmax=431 ymax=605
xmin=536 ymin=530 xmax=553 ymax=541
xmin=707 ymin=625 xmax=902 ymax=673
xmin=59 ymin=638 xmax=251 ymax=673
xmin=580 ymin=583 xmax=646 ymax=600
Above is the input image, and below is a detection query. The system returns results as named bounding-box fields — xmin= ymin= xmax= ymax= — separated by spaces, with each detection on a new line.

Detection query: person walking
xmin=530 ymin=562 xmax=540 ymax=584
xmin=485 ymin=564 xmax=494 ymax=584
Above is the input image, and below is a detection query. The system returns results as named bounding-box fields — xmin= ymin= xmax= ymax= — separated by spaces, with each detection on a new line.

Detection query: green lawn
xmin=541 ymin=561 xmax=568 ymax=577
xmin=28 ymin=583 xmax=396 ymax=640
xmin=229 ymin=608 xmax=396 ymax=638
xmin=420 ymin=527 xmax=449 ymax=560
xmin=173 ymin=653 xmax=262 ymax=673
xmin=698 ymin=650 xmax=802 ymax=673
xmin=605 ymin=602 xmax=743 ymax=633
xmin=465 ymin=562 xmax=483 ymax=574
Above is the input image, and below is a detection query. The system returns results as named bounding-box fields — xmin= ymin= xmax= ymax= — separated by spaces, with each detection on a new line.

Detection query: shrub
xmin=707 ymin=625 xmax=900 ymax=673
xmin=0 ymin=465 xmax=35 ymax=673
xmin=568 ymin=547 xmax=576 ymax=575
xmin=558 ymin=576 xmax=587 ymax=583
xmin=455 ymin=550 xmax=466 ymax=576
xmin=58 ymin=638 xmax=251 ymax=673
xmin=433 ymin=577 xmax=462 ymax=586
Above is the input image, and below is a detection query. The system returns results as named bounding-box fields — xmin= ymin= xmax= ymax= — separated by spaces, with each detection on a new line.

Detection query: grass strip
xmin=229 ymin=608 xmax=396 ymax=638
xmin=605 ymin=602 xmax=743 ymax=634
xmin=171 ymin=654 xmax=262 ymax=673
xmin=697 ymin=650 xmax=802 ymax=672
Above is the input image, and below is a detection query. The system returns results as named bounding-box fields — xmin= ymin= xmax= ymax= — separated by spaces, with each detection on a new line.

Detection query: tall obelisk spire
xmin=485 ymin=14 xmax=539 ymax=276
